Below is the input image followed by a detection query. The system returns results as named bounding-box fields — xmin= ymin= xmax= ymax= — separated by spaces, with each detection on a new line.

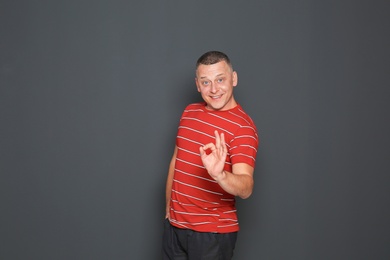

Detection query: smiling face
xmin=195 ymin=61 xmax=238 ymax=111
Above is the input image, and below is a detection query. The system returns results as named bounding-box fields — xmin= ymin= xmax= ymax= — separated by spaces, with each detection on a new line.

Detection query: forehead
xmin=196 ymin=61 xmax=232 ymax=78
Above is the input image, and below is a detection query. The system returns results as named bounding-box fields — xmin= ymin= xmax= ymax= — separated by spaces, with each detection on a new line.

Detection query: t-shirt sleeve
xmin=229 ymin=125 xmax=259 ymax=167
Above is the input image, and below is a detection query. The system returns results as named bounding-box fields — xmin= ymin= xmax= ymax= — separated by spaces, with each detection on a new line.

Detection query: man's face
xmin=195 ymin=61 xmax=238 ymax=111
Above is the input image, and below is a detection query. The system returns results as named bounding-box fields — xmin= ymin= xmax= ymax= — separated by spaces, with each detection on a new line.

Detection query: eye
xmin=217 ymin=78 xmax=223 ymax=83
xmin=202 ymin=81 xmax=210 ymax=86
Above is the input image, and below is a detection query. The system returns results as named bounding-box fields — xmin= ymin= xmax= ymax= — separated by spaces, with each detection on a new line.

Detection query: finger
xmin=199 ymin=146 xmax=205 ymax=156
xmin=214 ymin=130 xmax=220 ymax=148
xmin=220 ymin=132 xmax=225 ymax=146
xmin=220 ymin=133 xmax=226 ymax=152
xmin=200 ymin=143 xmax=217 ymax=154
xmin=202 ymin=143 xmax=215 ymax=149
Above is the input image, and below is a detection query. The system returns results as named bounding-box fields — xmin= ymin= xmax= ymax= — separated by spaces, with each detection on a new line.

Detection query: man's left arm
xmin=200 ymin=130 xmax=255 ymax=199
xmin=215 ymin=163 xmax=254 ymax=199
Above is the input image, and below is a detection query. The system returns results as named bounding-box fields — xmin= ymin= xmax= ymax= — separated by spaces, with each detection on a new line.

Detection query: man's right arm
xmin=165 ymin=146 xmax=178 ymax=219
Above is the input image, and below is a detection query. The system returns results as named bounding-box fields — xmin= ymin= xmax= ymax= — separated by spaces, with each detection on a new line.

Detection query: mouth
xmin=210 ymin=95 xmax=222 ymax=100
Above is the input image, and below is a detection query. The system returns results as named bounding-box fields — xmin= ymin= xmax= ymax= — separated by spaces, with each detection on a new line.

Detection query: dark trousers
xmin=162 ymin=219 xmax=238 ymax=260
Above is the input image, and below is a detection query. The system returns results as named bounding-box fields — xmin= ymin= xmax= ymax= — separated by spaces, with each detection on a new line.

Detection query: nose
xmin=210 ymin=82 xmax=218 ymax=93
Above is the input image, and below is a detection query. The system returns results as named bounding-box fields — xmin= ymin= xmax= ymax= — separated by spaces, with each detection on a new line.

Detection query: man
xmin=163 ymin=51 xmax=259 ymax=259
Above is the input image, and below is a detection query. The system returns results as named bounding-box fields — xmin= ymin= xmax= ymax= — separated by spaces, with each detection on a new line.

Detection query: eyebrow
xmin=199 ymin=73 xmax=225 ymax=79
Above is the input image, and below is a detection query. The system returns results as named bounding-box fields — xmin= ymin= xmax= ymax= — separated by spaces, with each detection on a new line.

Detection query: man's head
xmin=195 ymin=51 xmax=238 ymax=111
xmin=196 ymin=51 xmax=233 ymax=70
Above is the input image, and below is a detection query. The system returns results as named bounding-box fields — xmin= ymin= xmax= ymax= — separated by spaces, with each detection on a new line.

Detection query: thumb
xmin=199 ymin=146 xmax=205 ymax=157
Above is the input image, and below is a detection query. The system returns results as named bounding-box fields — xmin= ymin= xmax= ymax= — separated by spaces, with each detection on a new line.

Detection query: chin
xmin=208 ymin=105 xmax=224 ymax=111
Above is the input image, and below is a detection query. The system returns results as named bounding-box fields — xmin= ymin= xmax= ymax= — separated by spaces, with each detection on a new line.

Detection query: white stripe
xmin=174 ymin=179 xmax=223 ymax=195
xmin=171 ymin=199 xmax=195 ymax=207
xmin=176 ymin=158 xmax=204 ymax=169
xmin=229 ymin=110 xmax=251 ymax=125
xmin=172 ymin=189 xmax=220 ymax=205
xmin=169 ymin=220 xmax=190 ymax=229
xmin=175 ymin=168 xmax=217 ymax=183
xmin=175 ymin=221 xmax=214 ymax=226
xmin=178 ymin=126 xmax=215 ymax=139
xmin=233 ymin=135 xmax=258 ymax=142
xmin=178 ymin=133 xmax=231 ymax=149
xmin=177 ymin=146 xmax=200 ymax=156
xmin=219 ymin=218 xmax=238 ymax=222
xmin=184 ymin=108 xmax=204 ymax=113
xmin=208 ymin=113 xmax=242 ymax=128
xmin=221 ymin=198 xmax=235 ymax=201
xmin=181 ymin=117 xmax=233 ymax=135
xmin=240 ymin=125 xmax=257 ymax=132
xmin=170 ymin=219 xmax=214 ymax=226
xmin=217 ymin=222 xmax=239 ymax=228
xmin=172 ymin=208 xmax=219 ymax=217
xmin=177 ymin=136 xmax=203 ymax=146
xmin=230 ymin=153 xmax=256 ymax=161
xmin=223 ymin=209 xmax=237 ymax=214
xmin=230 ymin=144 xmax=258 ymax=153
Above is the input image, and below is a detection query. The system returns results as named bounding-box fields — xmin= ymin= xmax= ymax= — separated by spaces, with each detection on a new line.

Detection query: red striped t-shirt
xmin=169 ymin=102 xmax=259 ymax=233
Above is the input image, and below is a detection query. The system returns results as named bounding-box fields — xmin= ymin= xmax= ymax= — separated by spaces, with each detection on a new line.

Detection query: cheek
xmin=220 ymin=84 xmax=229 ymax=91
xmin=199 ymin=87 xmax=209 ymax=95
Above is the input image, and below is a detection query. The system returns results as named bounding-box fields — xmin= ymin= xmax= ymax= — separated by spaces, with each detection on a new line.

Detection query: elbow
xmin=238 ymin=181 xmax=254 ymax=199
xmin=239 ymin=190 xmax=252 ymax=199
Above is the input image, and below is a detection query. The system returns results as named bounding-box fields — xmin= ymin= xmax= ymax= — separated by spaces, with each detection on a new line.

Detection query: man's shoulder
xmin=184 ymin=102 xmax=205 ymax=110
xmin=231 ymin=105 xmax=257 ymax=128
xmin=180 ymin=103 xmax=205 ymax=119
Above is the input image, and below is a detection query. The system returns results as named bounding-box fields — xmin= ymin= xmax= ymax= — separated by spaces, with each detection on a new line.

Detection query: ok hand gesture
xmin=199 ymin=130 xmax=227 ymax=181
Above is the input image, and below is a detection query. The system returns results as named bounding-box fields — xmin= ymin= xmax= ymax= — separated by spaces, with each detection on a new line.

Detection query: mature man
xmin=163 ymin=51 xmax=259 ymax=259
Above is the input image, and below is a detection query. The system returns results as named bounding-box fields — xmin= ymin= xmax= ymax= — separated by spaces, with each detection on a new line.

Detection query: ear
xmin=195 ymin=78 xmax=201 ymax=92
xmin=232 ymin=71 xmax=238 ymax=87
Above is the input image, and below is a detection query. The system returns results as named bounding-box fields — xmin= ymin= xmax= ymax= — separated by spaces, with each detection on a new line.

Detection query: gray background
xmin=1 ymin=1 xmax=389 ymax=259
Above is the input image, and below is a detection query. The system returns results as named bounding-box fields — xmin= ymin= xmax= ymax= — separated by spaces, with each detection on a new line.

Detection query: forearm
xmin=200 ymin=131 xmax=255 ymax=199
xmin=165 ymin=146 xmax=177 ymax=218
xmin=215 ymin=170 xmax=254 ymax=199
xmin=165 ymin=171 xmax=173 ymax=214
xmin=165 ymin=166 xmax=174 ymax=217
